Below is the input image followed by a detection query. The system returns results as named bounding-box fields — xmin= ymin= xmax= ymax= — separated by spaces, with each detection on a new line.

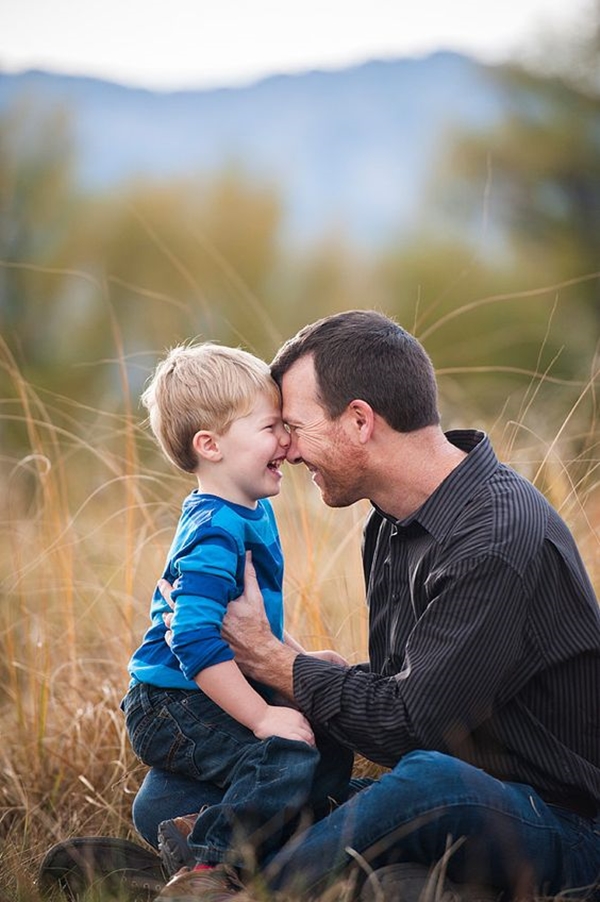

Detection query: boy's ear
xmin=192 ymin=430 xmax=222 ymax=462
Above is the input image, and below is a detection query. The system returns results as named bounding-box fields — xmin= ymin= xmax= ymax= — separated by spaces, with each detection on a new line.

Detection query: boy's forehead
xmin=253 ymin=389 xmax=282 ymax=413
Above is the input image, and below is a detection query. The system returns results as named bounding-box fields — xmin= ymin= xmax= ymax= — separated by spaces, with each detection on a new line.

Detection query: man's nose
xmin=285 ymin=433 xmax=303 ymax=465
xmin=277 ymin=423 xmax=291 ymax=450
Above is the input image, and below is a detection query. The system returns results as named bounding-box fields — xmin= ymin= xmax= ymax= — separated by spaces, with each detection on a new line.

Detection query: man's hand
xmin=222 ymin=553 xmax=297 ymax=698
xmin=221 ymin=553 xmax=275 ymax=664
xmin=157 ymin=554 xmax=298 ymax=699
xmin=308 ymin=649 xmax=349 ymax=667
xmin=158 ymin=578 xmax=175 ymax=647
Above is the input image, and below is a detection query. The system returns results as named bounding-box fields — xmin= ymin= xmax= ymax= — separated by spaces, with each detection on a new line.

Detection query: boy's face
xmin=211 ymin=392 xmax=290 ymax=508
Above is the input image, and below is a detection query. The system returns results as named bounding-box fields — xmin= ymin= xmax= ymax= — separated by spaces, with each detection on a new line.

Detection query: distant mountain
xmin=0 ymin=54 xmax=509 ymax=245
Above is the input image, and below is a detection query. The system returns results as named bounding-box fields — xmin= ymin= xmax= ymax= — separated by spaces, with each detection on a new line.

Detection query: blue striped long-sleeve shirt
xmin=128 ymin=493 xmax=284 ymax=689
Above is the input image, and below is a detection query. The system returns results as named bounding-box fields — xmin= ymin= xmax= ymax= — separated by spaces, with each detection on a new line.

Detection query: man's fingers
xmin=157 ymin=578 xmax=175 ymax=610
xmin=243 ymin=551 xmax=259 ymax=591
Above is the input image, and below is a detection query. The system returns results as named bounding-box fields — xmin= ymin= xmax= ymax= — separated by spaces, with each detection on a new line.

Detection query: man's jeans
xmin=132 ymin=748 xmax=600 ymax=897
xmin=123 ymin=683 xmax=352 ymax=867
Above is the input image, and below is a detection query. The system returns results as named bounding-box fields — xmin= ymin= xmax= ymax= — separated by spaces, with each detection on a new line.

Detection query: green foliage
xmin=0 ymin=101 xmax=78 ymax=383
xmin=428 ymin=65 xmax=600 ymax=319
xmin=1 ymin=62 xmax=599 ymax=458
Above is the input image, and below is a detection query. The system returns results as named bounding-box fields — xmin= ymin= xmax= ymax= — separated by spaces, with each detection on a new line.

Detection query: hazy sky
xmin=0 ymin=0 xmax=588 ymax=90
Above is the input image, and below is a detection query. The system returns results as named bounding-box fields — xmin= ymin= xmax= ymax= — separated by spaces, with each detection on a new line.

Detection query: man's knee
xmin=390 ymin=749 xmax=475 ymax=797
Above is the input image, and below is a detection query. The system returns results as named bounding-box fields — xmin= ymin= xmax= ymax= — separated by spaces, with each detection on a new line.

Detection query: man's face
xmin=280 ymin=355 xmax=368 ymax=508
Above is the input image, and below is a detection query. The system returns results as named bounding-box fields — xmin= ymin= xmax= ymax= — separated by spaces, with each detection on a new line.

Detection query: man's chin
xmin=318 ymin=486 xmax=355 ymax=509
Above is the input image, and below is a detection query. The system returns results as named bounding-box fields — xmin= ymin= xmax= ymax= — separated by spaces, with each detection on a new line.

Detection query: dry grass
xmin=0 ymin=315 xmax=598 ymax=901
xmin=0 ymin=346 xmax=373 ymax=899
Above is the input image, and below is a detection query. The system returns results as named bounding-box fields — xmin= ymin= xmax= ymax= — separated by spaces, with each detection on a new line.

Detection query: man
xmin=210 ymin=310 xmax=600 ymax=899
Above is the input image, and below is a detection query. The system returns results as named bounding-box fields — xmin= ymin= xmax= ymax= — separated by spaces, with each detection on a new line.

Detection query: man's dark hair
xmin=271 ymin=309 xmax=440 ymax=432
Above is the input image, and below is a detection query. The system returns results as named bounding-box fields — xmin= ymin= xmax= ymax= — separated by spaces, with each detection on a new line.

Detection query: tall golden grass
xmin=0 ymin=296 xmax=598 ymax=900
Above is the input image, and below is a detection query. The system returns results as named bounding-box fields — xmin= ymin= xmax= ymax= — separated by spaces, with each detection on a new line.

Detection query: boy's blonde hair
xmin=141 ymin=342 xmax=280 ymax=473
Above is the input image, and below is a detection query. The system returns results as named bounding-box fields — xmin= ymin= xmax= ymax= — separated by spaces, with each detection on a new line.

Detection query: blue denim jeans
xmin=262 ymin=750 xmax=600 ymax=898
xmin=131 ymin=742 xmax=600 ymax=897
xmin=122 ymin=683 xmax=353 ymax=867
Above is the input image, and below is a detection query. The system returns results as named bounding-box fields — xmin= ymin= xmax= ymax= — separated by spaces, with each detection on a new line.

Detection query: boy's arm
xmin=195 ymin=659 xmax=315 ymax=745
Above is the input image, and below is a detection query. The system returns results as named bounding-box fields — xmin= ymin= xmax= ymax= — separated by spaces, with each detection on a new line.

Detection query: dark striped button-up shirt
xmin=293 ymin=430 xmax=600 ymax=809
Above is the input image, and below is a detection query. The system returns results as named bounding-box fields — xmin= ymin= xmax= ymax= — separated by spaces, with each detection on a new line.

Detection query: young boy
xmin=122 ymin=343 xmax=352 ymax=899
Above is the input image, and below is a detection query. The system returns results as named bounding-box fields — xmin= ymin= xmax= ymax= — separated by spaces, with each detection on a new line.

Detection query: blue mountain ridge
xmin=0 ymin=53 xmax=508 ymax=245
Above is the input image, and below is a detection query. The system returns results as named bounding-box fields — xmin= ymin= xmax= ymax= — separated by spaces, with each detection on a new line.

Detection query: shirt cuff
xmin=293 ymin=654 xmax=348 ymax=725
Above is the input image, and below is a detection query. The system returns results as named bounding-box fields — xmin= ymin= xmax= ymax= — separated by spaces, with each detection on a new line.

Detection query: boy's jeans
xmin=132 ymin=746 xmax=600 ymax=897
xmin=122 ymin=682 xmax=352 ymax=867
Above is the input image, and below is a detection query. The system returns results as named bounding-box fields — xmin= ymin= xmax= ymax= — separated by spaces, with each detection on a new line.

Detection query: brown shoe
xmin=154 ymin=864 xmax=245 ymax=901
xmin=158 ymin=815 xmax=198 ymax=875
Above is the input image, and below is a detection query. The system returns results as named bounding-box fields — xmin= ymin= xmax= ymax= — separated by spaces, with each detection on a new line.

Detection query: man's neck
xmin=369 ymin=427 xmax=468 ymax=521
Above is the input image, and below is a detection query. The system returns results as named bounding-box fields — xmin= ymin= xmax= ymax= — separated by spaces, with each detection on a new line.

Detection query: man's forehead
xmin=280 ymin=357 xmax=318 ymax=420
xmin=280 ymin=386 xmax=302 ymax=421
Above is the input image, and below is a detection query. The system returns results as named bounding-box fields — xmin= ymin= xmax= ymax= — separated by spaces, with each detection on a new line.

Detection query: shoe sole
xmin=37 ymin=836 xmax=167 ymax=900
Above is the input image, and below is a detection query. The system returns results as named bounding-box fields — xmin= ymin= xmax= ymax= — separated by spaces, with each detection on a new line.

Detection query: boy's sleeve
xmin=169 ymin=529 xmax=241 ymax=681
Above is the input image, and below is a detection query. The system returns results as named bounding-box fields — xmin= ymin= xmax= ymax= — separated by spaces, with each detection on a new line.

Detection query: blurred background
xmin=0 ymin=3 xmax=599 ymax=893
xmin=1 ymin=0 xmax=599 ymax=430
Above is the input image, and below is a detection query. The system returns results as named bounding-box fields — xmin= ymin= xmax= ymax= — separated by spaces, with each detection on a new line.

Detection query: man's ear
xmin=346 ymin=400 xmax=375 ymax=444
xmin=192 ymin=430 xmax=222 ymax=461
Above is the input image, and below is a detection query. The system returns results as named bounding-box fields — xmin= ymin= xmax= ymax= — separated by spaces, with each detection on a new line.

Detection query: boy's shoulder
xmin=181 ymin=492 xmax=274 ymax=528
xmin=173 ymin=494 xmax=280 ymax=564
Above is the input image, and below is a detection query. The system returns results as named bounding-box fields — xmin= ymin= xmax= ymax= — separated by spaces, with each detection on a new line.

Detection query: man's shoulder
xmin=451 ymin=464 xmax=553 ymax=568
xmin=486 ymin=463 xmax=551 ymax=525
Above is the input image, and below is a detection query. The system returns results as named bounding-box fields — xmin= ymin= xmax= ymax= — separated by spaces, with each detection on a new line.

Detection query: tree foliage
xmin=1 ymin=59 xmax=599 ymax=456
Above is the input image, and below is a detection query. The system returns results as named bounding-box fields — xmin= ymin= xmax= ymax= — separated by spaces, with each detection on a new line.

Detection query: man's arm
xmin=292 ymin=556 xmax=531 ymax=768
xmin=224 ymin=553 xmax=533 ymax=770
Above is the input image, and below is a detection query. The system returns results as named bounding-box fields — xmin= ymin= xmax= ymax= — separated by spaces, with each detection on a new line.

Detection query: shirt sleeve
xmin=293 ymin=553 xmax=528 ymax=767
xmin=170 ymin=529 xmax=240 ymax=681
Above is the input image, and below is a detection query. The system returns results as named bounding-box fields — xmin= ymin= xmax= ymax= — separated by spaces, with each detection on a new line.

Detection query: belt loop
xmin=138 ymin=682 xmax=156 ymax=715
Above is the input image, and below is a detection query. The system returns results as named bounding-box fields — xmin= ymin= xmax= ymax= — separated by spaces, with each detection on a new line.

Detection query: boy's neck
xmin=195 ymin=474 xmax=258 ymax=510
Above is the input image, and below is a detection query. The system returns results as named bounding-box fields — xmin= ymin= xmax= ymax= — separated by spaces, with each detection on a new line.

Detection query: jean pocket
xmin=126 ymin=698 xmax=185 ymax=768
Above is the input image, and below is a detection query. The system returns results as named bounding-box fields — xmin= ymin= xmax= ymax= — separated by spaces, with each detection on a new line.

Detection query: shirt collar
xmin=373 ymin=429 xmax=500 ymax=541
